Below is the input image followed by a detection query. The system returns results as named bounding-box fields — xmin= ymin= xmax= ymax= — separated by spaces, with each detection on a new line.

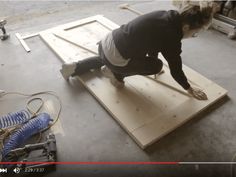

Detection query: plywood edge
xmin=143 ymin=94 xmax=228 ymax=149
xmin=39 ymin=33 xmax=69 ymax=64
xmin=132 ymin=83 xmax=227 ymax=148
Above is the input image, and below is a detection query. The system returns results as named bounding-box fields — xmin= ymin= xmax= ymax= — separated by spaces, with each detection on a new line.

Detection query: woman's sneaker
xmin=101 ymin=66 xmax=124 ymax=88
xmin=60 ymin=62 xmax=77 ymax=80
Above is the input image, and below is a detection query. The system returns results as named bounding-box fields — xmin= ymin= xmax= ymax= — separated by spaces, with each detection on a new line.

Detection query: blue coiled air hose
xmin=2 ymin=112 xmax=52 ymax=161
xmin=0 ymin=110 xmax=31 ymax=129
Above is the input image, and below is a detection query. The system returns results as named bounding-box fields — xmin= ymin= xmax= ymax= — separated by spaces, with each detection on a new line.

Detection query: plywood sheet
xmin=40 ymin=15 xmax=227 ymax=149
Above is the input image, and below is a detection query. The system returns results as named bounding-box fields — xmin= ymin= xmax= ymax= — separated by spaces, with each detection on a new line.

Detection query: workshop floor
xmin=0 ymin=1 xmax=236 ymax=177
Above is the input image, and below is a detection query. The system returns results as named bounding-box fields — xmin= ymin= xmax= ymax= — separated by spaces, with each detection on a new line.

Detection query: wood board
xmin=40 ymin=15 xmax=227 ymax=149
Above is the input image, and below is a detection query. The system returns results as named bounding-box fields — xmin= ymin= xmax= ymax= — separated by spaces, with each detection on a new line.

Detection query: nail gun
xmin=3 ymin=133 xmax=57 ymax=173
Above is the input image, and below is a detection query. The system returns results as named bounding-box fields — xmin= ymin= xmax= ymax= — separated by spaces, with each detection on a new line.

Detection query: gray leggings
xmin=73 ymin=43 xmax=163 ymax=81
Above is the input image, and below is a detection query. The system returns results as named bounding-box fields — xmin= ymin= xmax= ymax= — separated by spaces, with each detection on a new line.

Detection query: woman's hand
xmin=187 ymin=87 xmax=208 ymax=100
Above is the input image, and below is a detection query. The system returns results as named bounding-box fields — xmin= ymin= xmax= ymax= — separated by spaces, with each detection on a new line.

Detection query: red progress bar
xmin=0 ymin=162 xmax=179 ymax=165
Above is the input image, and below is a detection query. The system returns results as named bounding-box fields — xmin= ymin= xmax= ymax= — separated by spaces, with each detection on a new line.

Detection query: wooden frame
xmin=40 ymin=15 xmax=227 ymax=149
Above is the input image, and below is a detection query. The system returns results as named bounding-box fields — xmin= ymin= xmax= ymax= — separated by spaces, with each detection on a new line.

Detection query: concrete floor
xmin=0 ymin=1 xmax=236 ymax=177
